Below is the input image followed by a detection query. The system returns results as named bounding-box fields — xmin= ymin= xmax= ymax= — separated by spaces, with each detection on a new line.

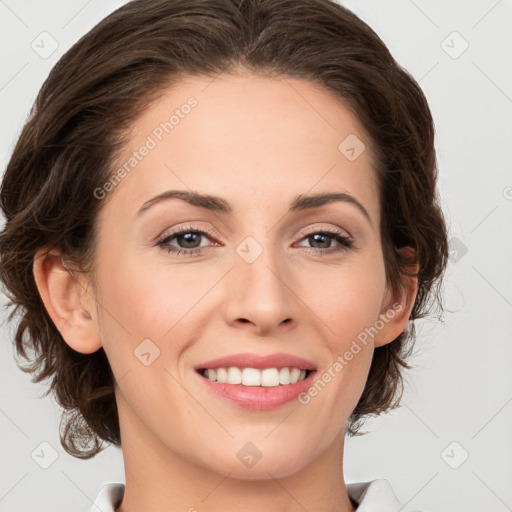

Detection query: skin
xmin=33 ymin=70 xmax=418 ymax=512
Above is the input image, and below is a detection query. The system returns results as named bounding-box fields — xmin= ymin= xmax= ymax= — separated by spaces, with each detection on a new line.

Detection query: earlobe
xmin=32 ymin=247 xmax=102 ymax=354
xmin=373 ymin=246 xmax=419 ymax=348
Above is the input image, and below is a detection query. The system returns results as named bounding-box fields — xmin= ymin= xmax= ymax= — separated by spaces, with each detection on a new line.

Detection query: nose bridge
xmin=225 ymin=228 xmax=295 ymax=332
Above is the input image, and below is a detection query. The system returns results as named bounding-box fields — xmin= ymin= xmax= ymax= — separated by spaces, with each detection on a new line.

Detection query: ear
xmin=373 ymin=246 xmax=419 ymax=348
xmin=32 ymin=247 xmax=102 ymax=354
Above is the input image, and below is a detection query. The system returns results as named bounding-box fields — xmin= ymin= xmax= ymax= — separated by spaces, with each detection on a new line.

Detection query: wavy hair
xmin=0 ymin=0 xmax=449 ymax=458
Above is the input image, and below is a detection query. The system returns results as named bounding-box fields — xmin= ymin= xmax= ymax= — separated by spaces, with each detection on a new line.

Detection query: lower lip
xmin=196 ymin=370 xmax=317 ymax=410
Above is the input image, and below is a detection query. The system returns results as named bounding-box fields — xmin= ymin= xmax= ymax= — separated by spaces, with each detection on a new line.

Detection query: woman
xmin=0 ymin=0 xmax=448 ymax=510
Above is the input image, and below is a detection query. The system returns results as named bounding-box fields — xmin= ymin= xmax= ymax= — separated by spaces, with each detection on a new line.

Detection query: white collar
xmin=90 ymin=479 xmax=420 ymax=511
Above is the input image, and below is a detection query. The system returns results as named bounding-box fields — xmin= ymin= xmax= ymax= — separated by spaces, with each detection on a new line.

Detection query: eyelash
xmin=155 ymin=224 xmax=353 ymax=257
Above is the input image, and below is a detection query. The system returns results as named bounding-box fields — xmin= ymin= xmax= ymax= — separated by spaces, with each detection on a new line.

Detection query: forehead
xmin=101 ymin=71 xmax=380 ymax=226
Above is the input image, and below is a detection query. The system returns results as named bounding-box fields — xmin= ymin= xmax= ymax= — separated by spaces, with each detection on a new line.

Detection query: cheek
xmin=93 ymin=253 xmax=199 ymax=435
xmin=294 ymin=252 xmax=386 ymax=409
xmin=92 ymin=253 xmax=178 ymax=383
xmin=96 ymin=248 xmax=207 ymax=340
xmin=294 ymin=249 xmax=387 ymax=343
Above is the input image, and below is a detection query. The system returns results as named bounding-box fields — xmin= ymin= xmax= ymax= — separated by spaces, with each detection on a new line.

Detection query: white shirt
xmin=89 ymin=479 xmax=422 ymax=511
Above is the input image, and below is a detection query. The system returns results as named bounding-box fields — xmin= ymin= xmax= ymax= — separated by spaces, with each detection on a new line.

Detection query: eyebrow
xmin=137 ymin=189 xmax=372 ymax=226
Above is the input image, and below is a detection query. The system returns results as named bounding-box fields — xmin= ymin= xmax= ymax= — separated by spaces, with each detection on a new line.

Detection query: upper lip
xmin=195 ymin=352 xmax=317 ymax=371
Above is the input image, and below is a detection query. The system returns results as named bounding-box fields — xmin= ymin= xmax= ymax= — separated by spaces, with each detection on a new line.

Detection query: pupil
xmin=179 ymin=233 xmax=200 ymax=248
xmin=311 ymin=233 xmax=330 ymax=248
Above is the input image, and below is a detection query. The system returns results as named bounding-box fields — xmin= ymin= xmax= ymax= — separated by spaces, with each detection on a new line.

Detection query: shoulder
xmin=347 ymin=479 xmax=425 ymax=511
xmin=89 ymin=482 xmax=125 ymax=512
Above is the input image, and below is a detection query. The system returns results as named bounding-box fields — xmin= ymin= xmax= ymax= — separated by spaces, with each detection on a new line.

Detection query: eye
xmin=295 ymin=228 xmax=353 ymax=255
xmin=155 ymin=225 xmax=353 ymax=257
xmin=156 ymin=224 xmax=217 ymax=257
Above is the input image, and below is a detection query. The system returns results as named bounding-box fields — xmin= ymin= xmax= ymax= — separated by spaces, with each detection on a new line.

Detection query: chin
xmin=198 ymin=441 xmax=315 ymax=481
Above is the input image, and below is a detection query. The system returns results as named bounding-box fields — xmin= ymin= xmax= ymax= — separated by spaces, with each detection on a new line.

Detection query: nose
xmin=223 ymin=241 xmax=296 ymax=336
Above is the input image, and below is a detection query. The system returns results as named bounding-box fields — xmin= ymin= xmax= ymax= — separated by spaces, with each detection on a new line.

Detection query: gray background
xmin=1 ymin=1 xmax=511 ymax=511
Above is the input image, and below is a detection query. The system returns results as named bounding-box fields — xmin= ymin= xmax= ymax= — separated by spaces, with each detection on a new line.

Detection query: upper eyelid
xmin=298 ymin=224 xmax=351 ymax=239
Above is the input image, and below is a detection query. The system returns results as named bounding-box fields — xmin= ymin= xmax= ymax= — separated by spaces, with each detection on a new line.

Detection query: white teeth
xmin=261 ymin=368 xmax=280 ymax=387
xmin=227 ymin=366 xmax=242 ymax=384
xmin=201 ymin=367 xmax=310 ymax=387
xmin=242 ymin=368 xmax=261 ymax=386
xmin=290 ymin=367 xmax=301 ymax=383
xmin=216 ymin=368 xmax=227 ymax=383
xmin=279 ymin=367 xmax=291 ymax=385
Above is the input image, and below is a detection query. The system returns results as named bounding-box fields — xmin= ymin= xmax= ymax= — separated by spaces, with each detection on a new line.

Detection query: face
xmin=89 ymin=71 xmax=398 ymax=479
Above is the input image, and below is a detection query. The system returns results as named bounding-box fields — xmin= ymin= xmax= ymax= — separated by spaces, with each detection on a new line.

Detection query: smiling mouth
xmin=196 ymin=367 xmax=315 ymax=387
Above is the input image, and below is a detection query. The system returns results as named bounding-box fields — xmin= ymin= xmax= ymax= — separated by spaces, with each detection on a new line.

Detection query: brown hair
xmin=0 ymin=0 xmax=448 ymax=458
